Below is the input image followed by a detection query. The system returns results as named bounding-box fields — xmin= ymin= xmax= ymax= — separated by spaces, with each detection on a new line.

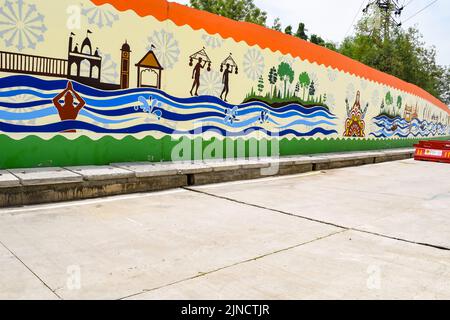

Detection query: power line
xmin=404 ymin=0 xmax=414 ymax=7
xmin=402 ymin=0 xmax=438 ymax=24
xmin=345 ymin=0 xmax=367 ymax=38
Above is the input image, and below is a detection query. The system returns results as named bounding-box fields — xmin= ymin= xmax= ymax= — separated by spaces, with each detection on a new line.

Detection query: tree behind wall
xmin=340 ymin=5 xmax=450 ymax=105
xmin=190 ymin=0 xmax=267 ymax=26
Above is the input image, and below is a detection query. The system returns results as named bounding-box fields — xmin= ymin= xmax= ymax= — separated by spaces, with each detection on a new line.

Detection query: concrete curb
xmin=0 ymin=148 xmax=414 ymax=208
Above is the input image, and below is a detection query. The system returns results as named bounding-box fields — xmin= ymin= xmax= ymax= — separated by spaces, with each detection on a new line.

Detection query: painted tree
xmin=385 ymin=91 xmax=394 ymax=115
xmin=385 ymin=91 xmax=393 ymax=105
xmin=308 ymin=81 xmax=316 ymax=101
xmin=257 ymin=75 xmax=264 ymax=95
xmin=277 ymin=62 xmax=295 ymax=99
xmin=298 ymin=72 xmax=310 ymax=100
xmin=295 ymin=82 xmax=300 ymax=97
xmin=268 ymin=66 xmax=278 ymax=98
xmin=396 ymin=96 xmax=402 ymax=108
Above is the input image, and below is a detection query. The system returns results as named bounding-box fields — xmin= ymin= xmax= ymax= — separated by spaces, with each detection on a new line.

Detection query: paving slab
xmin=64 ymin=166 xmax=135 ymax=181
xmin=129 ymin=230 xmax=450 ymax=300
xmin=0 ymin=170 xmax=21 ymax=188
xmin=8 ymin=167 xmax=82 ymax=186
xmin=191 ymin=159 xmax=450 ymax=248
xmin=0 ymin=189 xmax=339 ymax=299
xmin=0 ymin=244 xmax=57 ymax=300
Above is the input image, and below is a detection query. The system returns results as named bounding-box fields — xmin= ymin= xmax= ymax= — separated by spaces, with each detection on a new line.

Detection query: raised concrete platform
xmin=0 ymin=148 xmax=414 ymax=208
xmin=0 ymin=171 xmax=21 ymax=188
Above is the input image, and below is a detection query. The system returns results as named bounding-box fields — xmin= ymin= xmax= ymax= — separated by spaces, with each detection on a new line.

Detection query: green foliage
xmin=340 ymin=13 xmax=449 ymax=105
xmin=294 ymin=23 xmax=308 ymax=40
xmin=243 ymin=91 xmax=329 ymax=109
xmin=189 ymin=0 xmax=267 ymax=26
xmin=284 ymin=25 xmax=293 ymax=35
xmin=277 ymin=62 xmax=295 ymax=98
xmin=271 ymin=17 xmax=282 ymax=31
xmin=310 ymin=34 xmax=325 ymax=46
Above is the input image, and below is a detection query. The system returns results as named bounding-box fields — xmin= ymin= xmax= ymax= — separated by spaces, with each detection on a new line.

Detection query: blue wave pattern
xmin=370 ymin=115 xmax=449 ymax=138
xmin=0 ymin=75 xmax=338 ymax=137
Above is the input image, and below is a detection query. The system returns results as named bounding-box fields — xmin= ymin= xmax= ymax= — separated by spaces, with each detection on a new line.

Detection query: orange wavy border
xmin=91 ymin=0 xmax=449 ymax=114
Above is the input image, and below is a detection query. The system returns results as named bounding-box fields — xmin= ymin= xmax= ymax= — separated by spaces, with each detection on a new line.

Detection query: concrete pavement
xmin=0 ymin=159 xmax=449 ymax=299
xmin=0 ymin=148 xmax=414 ymax=207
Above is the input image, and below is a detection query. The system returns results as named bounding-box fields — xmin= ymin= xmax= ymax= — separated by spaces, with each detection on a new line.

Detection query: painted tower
xmin=120 ymin=41 xmax=131 ymax=89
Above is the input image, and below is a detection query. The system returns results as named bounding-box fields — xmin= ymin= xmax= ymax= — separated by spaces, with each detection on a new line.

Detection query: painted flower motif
xmin=346 ymin=83 xmax=356 ymax=101
xmin=327 ymin=69 xmax=338 ymax=82
xmin=0 ymin=0 xmax=47 ymax=51
xmin=199 ymin=71 xmax=223 ymax=97
xmin=202 ymin=34 xmax=223 ymax=49
xmin=278 ymin=55 xmax=295 ymax=67
xmin=6 ymin=86 xmax=35 ymax=103
xmin=147 ymin=30 xmax=180 ymax=69
xmin=98 ymin=51 xmax=119 ymax=84
xmin=243 ymin=48 xmax=265 ymax=81
xmin=309 ymin=73 xmax=320 ymax=92
xmin=325 ymin=93 xmax=336 ymax=110
xmin=81 ymin=3 xmax=119 ymax=28
xmin=360 ymin=78 xmax=368 ymax=89
xmin=371 ymin=89 xmax=380 ymax=106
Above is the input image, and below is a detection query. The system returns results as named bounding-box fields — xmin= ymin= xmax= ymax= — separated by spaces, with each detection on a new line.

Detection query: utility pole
xmin=362 ymin=0 xmax=404 ymax=42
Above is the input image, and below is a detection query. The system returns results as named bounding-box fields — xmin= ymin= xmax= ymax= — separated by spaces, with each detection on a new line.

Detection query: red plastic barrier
xmin=414 ymin=140 xmax=450 ymax=163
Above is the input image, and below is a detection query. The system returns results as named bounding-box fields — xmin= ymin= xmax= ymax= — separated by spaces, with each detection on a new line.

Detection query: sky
xmin=171 ymin=0 xmax=450 ymax=66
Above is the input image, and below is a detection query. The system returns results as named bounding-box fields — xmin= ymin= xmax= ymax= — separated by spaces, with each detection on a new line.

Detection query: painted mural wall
xmin=0 ymin=0 xmax=449 ymax=168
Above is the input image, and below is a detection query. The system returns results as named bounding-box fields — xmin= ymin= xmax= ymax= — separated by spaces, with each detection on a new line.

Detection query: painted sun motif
xmin=98 ymin=51 xmax=119 ymax=84
xmin=202 ymin=34 xmax=223 ymax=49
xmin=325 ymin=93 xmax=336 ymax=110
xmin=371 ymin=89 xmax=380 ymax=106
xmin=309 ymin=73 xmax=320 ymax=92
xmin=81 ymin=3 xmax=119 ymax=28
xmin=360 ymin=78 xmax=368 ymax=90
xmin=278 ymin=55 xmax=295 ymax=67
xmin=147 ymin=30 xmax=180 ymax=69
xmin=346 ymin=83 xmax=356 ymax=102
xmin=0 ymin=0 xmax=47 ymax=51
xmin=5 ymin=86 xmax=35 ymax=103
xmin=243 ymin=48 xmax=265 ymax=81
xmin=327 ymin=69 xmax=338 ymax=82
xmin=199 ymin=71 xmax=223 ymax=97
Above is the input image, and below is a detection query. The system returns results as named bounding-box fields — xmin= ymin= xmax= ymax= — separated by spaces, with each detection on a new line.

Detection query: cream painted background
xmin=1 ymin=0 xmax=448 ymax=140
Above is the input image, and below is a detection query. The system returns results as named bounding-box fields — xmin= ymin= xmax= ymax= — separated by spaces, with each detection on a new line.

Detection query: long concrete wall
xmin=0 ymin=0 xmax=448 ymax=169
